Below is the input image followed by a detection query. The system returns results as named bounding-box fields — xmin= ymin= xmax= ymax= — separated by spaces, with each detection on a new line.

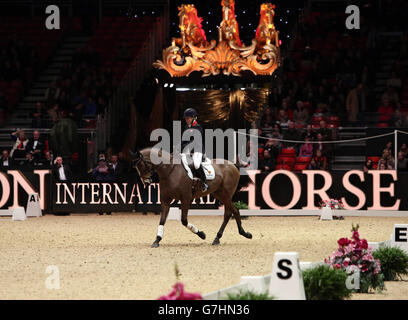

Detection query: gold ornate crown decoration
xmin=153 ymin=1 xmax=281 ymax=77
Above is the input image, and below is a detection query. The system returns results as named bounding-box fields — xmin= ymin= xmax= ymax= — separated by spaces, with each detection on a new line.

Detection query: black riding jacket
xmin=180 ymin=120 xmax=205 ymax=154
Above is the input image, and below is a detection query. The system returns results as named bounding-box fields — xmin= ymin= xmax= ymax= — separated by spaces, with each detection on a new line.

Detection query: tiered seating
xmin=276 ymin=148 xmax=296 ymax=170
xmin=367 ymin=156 xmax=380 ymax=169
xmin=0 ymin=17 xmax=64 ymax=115
xmin=293 ymin=156 xmax=312 ymax=171
xmin=88 ymin=16 xmax=156 ymax=82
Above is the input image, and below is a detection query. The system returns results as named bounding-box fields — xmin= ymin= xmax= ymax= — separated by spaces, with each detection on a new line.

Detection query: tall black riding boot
xmin=196 ymin=165 xmax=208 ymax=192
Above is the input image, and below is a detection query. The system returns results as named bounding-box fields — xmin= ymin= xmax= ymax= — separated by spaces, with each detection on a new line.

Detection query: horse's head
xmin=129 ymin=149 xmax=153 ymax=186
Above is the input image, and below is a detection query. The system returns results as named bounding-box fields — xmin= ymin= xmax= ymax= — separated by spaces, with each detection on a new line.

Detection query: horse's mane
xmin=140 ymin=147 xmax=174 ymax=166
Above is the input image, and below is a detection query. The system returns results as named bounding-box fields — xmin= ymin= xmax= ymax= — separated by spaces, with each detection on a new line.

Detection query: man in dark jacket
xmin=52 ymin=156 xmax=73 ymax=181
xmin=25 ymin=130 xmax=45 ymax=163
xmin=0 ymin=150 xmax=13 ymax=171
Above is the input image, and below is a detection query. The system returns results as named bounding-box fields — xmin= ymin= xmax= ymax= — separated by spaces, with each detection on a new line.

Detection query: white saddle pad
xmin=181 ymin=154 xmax=216 ymax=180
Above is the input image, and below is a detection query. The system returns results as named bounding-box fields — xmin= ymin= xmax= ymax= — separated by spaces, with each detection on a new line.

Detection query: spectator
xmin=271 ymin=123 xmax=283 ymax=149
xmin=25 ymin=130 xmax=45 ymax=163
xmin=400 ymin=143 xmax=408 ymax=157
xmin=264 ymin=139 xmax=280 ymax=161
xmin=110 ymin=154 xmax=127 ymax=179
xmin=275 ymin=109 xmax=290 ymax=127
xmin=52 ymin=156 xmax=73 ymax=181
xmin=283 ymin=121 xmax=300 ymax=150
xmin=363 ymin=159 xmax=373 ymax=173
xmin=92 ymin=159 xmax=113 ymax=182
xmin=313 ymin=149 xmax=328 ymax=170
xmin=31 ymin=102 xmax=45 ymax=128
xmin=313 ymin=133 xmax=330 ymax=157
xmin=381 ymin=150 xmax=395 ymax=169
xmin=316 ymin=119 xmax=331 ymax=141
xmin=21 ymin=152 xmax=36 ymax=170
xmin=293 ymin=101 xmax=308 ymax=126
xmin=10 ymin=130 xmax=29 ymax=159
xmin=377 ymin=158 xmax=392 ymax=170
xmin=299 ymin=137 xmax=314 ymax=157
xmin=48 ymin=103 xmax=62 ymax=124
xmin=260 ymin=149 xmax=275 ymax=172
xmin=378 ymin=97 xmax=395 ymax=123
xmin=397 ymin=151 xmax=408 ymax=171
xmin=346 ymin=83 xmax=363 ymax=123
xmin=381 ymin=86 xmax=400 ymax=108
xmin=0 ymin=150 xmax=13 ymax=171
xmin=307 ymin=158 xmax=319 ymax=170
xmin=40 ymin=151 xmax=54 ymax=168
xmin=301 ymin=124 xmax=316 ymax=141
xmin=383 ymin=141 xmax=393 ymax=155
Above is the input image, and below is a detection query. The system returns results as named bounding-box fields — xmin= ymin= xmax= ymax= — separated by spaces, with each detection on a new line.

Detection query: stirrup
xmin=202 ymin=182 xmax=208 ymax=192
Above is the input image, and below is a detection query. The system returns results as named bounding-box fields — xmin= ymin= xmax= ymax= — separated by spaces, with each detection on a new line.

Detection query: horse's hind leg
xmin=181 ymin=199 xmax=206 ymax=240
xmin=212 ymin=206 xmax=232 ymax=245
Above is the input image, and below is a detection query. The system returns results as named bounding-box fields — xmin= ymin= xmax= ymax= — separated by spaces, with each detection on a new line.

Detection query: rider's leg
xmin=193 ymin=152 xmax=208 ymax=191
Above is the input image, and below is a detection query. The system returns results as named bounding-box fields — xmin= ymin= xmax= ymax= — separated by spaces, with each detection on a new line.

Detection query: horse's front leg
xmin=151 ymin=200 xmax=171 ymax=248
xmin=181 ymin=199 xmax=206 ymax=240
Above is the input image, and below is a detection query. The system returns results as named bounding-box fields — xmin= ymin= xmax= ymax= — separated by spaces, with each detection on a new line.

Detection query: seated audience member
xmin=313 ymin=133 xmax=330 ymax=157
xmin=377 ymin=158 xmax=392 ymax=170
xmin=383 ymin=141 xmax=393 ymax=154
xmin=283 ymin=121 xmax=300 ymax=150
xmin=0 ymin=150 xmax=13 ymax=171
xmin=307 ymin=158 xmax=319 ymax=170
xmin=381 ymin=149 xmax=395 ymax=169
xmin=110 ymin=154 xmax=126 ymax=179
xmin=10 ymin=130 xmax=29 ymax=159
xmin=39 ymin=151 xmax=54 ymax=168
xmin=313 ymin=149 xmax=328 ymax=170
xmin=363 ymin=159 xmax=373 ymax=173
xmin=52 ymin=156 xmax=72 ymax=181
xmin=20 ymin=152 xmax=36 ymax=170
xmin=260 ymin=149 xmax=275 ymax=172
xmin=397 ymin=152 xmax=408 ymax=171
xmin=48 ymin=103 xmax=62 ymax=124
xmin=377 ymin=97 xmax=395 ymax=122
xmin=400 ymin=143 xmax=408 ymax=157
xmin=316 ymin=120 xmax=331 ymax=141
xmin=25 ymin=130 xmax=45 ymax=163
xmin=293 ymin=101 xmax=308 ymax=126
xmin=299 ymin=137 xmax=314 ymax=157
xmin=301 ymin=124 xmax=316 ymax=141
xmin=276 ymin=109 xmax=290 ymax=128
xmin=264 ymin=139 xmax=280 ymax=160
xmin=271 ymin=123 xmax=283 ymax=148
xmin=92 ymin=159 xmax=113 ymax=182
xmin=84 ymin=96 xmax=98 ymax=116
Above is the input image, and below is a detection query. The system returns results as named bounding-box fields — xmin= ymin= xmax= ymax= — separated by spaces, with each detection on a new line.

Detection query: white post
xmin=395 ymin=130 xmax=398 ymax=173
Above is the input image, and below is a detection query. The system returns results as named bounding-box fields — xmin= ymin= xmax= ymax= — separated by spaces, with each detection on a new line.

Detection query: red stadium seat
xmin=367 ymin=156 xmax=380 ymax=164
xmin=376 ymin=122 xmax=389 ymax=128
xmin=296 ymin=156 xmax=312 ymax=164
xmin=280 ymin=148 xmax=296 ymax=157
xmin=294 ymin=163 xmax=308 ymax=171
xmin=277 ymin=156 xmax=296 ymax=166
xmin=275 ymin=164 xmax=293 ymax=171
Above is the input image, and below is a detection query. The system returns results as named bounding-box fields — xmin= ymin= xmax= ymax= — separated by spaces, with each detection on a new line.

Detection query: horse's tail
xmin=233 ymin=163 xmax=252 ymax=196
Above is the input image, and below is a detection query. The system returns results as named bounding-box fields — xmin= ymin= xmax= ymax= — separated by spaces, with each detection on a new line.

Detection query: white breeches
xmin=192 ymin=152 xmax=202 ymax=169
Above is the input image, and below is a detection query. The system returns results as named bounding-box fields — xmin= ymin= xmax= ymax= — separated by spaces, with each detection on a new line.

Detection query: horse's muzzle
xmin=143 ymin=178 xmax=152 ymax=186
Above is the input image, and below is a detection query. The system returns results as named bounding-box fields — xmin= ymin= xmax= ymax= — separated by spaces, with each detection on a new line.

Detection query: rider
xmin=181 ymin=108 xmax=208 ymax=192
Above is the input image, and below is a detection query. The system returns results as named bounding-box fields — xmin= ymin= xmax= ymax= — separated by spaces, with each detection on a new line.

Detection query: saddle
xmin=180 ymin=154 xmax=215 ymax=180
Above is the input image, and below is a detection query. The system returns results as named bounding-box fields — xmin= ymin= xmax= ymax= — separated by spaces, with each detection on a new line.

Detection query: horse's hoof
xmin=197 ymin=231 xmax=206 ymax=240
xmin=212 ymin=238 xmax=220 ymax=245
xmin=151 ymin=242 xmax=159 ymax=248
xmin=245 ymin=232 xmax=252 ymax=239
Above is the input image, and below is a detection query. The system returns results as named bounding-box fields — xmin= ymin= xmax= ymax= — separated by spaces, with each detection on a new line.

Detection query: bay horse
xmin=131 ymin=147 xmax=252 ymax=247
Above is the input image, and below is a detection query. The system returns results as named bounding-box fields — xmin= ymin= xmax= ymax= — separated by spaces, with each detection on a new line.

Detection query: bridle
xmin=133 ymin=154 xmax=154 ymax=187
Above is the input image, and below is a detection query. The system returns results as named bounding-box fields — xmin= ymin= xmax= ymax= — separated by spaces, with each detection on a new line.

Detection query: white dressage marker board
xmin=26 ymin=193 xmax=42 ymax=217
xmin=12 ymin=207 xmax=26 ymax=221
xmin=167 ymin=207 xmax=181 ymax=221
xmin=320 ymin=207 xmax=333 ymax=220
xmin=391 ymin=224 xmax=408 ymax=253
xmin=268 ymin=252 xmax=306 ymax=300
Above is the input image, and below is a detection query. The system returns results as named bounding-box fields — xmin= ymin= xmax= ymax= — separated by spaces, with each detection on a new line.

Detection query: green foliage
xmin=373 ymin=246 xmax=408 ymax=281
xmin=302 ymin=265 xmax=352 ymax=300
xmin=226 ymin=290 xmax=274 ymax=300
xmin=234 ymin=201 xmax=249 ymax=209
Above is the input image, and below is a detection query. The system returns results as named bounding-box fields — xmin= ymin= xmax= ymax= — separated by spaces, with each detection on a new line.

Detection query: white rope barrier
xmin=235 ymin=130 xmax=396 ymax=144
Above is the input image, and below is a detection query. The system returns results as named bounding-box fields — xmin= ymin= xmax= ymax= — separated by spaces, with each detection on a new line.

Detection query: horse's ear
xmin=128 ymin=149 xmax=138 ymax=158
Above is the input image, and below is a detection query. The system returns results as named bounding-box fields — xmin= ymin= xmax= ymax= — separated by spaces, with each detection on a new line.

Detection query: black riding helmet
xmin=183 ymin=108 xmax=197 ymax=118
